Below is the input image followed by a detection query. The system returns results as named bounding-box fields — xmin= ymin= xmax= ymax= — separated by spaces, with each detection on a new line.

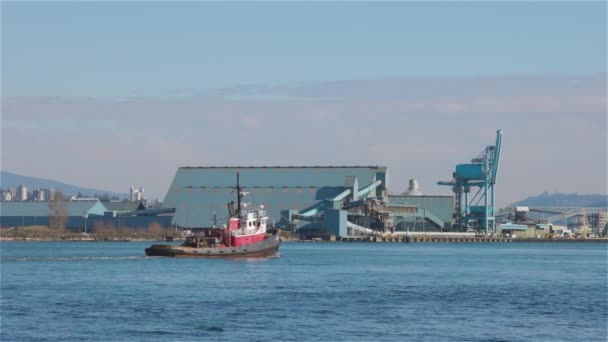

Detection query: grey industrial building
xmin=0 ymin=200 xmax=107 ymax=230
xmin=1 ymin=166 xmax=455 ymax=237
xmin=161 ymin=166 xmax=453 ymax=237
xmin=0 ymin=199 xmax=173 ymax=231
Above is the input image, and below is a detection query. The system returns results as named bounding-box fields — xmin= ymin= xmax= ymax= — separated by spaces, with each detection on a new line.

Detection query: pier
xmin=336 ymin=235 xmax=511 ymax=243
xmin=321 ymin=233 xmax=607 ymax=243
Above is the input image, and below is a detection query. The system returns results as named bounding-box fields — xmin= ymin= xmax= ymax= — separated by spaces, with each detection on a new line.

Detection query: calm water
xmin=1 ymin=241 xmax=606 ymax=341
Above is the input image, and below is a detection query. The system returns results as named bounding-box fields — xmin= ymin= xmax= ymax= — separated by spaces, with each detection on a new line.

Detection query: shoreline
xmin=1 ymin=237 xmax=606 ymax=243
xmin=291 ymin=238 xmax=608 ymax=243
xmin=0 ymin=237 xmax=164 ymax=242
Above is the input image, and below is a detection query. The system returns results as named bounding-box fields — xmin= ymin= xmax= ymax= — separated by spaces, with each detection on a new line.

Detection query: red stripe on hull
xmin=231 ymin=233 xmax=266 ymax=246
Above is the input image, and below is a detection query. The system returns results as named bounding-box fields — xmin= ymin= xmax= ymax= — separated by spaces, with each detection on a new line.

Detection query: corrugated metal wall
xmin=388 ymin=195 xmax=454 ymax=225
xmin=162 ymin=166 xmax=387 ymax=229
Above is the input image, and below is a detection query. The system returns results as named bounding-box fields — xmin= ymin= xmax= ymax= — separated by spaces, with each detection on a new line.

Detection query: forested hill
xmin=512 ymin=192 xmax=608 ymax=208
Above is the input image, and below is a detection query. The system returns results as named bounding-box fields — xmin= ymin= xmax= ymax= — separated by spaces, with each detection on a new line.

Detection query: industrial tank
xmin=402 ymin=179 xmax=423 ymax=196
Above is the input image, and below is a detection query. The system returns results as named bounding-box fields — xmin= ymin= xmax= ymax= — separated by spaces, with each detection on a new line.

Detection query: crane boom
xmin=491 ymin=130 xmax=503 ymax=184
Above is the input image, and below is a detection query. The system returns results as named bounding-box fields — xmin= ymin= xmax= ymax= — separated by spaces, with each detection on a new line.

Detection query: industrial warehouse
xmin=161 ymin=165 xmax=453 ymax=237
xmin=0 ymin=165 xmax=453 ymax=238
xmin=1 ymin=129 xmax=607 ymax=239
xmin=157 ymin=130 xmax=506 ymax=238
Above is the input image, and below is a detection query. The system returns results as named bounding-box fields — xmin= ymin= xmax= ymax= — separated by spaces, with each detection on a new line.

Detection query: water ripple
xmin=1 ymin=255 xmax=148 ymax=262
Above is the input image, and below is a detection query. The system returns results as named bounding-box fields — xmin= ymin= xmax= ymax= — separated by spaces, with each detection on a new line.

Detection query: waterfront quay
xmin=326 ymin=232 xmax=608 ymax=243
xmin=337 ymin=235 xmax=511 ymax=243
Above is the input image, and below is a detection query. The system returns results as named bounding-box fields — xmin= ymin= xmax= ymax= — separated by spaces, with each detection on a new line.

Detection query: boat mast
xmin=236 ymin=172 xmax=241 ymax=218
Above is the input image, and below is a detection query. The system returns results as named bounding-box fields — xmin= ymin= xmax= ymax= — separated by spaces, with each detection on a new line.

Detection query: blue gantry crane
xmin=438 ymin=130 xmax=503 ymax=234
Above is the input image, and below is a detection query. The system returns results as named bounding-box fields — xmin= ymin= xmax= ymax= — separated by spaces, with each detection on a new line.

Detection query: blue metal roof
xmin=101 ymin=201 xmax=145 ymax=212
xmin=169 ymin=166 xmax=387 ymax=188
xmin=0 ymin=200 xmax=107 ymax=217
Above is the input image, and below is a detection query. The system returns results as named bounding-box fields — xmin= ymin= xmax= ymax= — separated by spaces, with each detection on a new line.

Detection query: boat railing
xmin=232 ymin=227 xmax=264 ymax=236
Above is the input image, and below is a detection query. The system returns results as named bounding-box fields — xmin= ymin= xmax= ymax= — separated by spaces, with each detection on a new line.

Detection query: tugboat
xmin=145 ymin=173 xmax=281 ymax=258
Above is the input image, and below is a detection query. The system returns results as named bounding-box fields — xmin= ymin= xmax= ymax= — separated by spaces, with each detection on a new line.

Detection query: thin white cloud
xmin=1 ymin=74 xmax=606 ymax=206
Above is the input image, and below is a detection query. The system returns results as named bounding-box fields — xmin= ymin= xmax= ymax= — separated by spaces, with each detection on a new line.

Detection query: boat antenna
xmin=236 ymin=172 xmax=241 ymax=217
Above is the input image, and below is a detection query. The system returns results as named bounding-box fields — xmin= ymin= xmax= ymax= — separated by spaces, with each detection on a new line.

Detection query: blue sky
xmin=1 ymin=1 xmax=607 ymax=205
xmin=2 ymin=2 xmax=606 ymax=96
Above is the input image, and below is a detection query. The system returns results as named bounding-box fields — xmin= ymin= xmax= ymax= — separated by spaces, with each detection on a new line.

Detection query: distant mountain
xmin=512 ymin=192 xmax=608 ymax=208
xmin=0 ymin=171 xmax=128 ymax=199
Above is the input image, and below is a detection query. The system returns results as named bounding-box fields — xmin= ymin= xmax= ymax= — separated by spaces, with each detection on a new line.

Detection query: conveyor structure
xmin=287 ymin=177 xmax=451 ymax=238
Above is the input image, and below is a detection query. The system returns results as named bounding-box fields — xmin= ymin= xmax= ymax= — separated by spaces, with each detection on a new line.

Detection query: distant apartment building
xmin=1 ymin=190 xmax=13 ymax=201
xmin=16 ymin=185 xmax=28 ymax=201
xmin=0 ymin=187 xmax=56 ymax=202
xmin=129 ymin=186 xmax=145 ymax=202
xmin=33 ymin=189 xmax=46 ymax=201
